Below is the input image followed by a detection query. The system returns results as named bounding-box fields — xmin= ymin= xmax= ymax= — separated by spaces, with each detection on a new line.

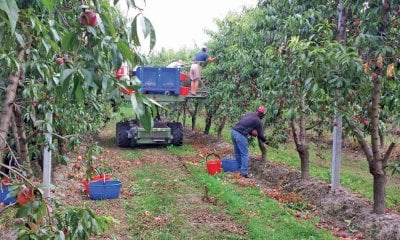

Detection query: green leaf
xmin=16 ymin=204 xmax=32 ymax=218
xmin=50 ymin=26 xmax=60 ymax=42
xmin=40 ymin=0 xmax=56 ymax=11
xmin=15 ymin=32 xmax=24 ymax=47
xmin=41 ymin=38 xmax=50 ymax=54
xmin=37 ymin=200 xmax=47 ymax=219
xmin=143 ymin=16 xmax=156 ymax=51
xmin=60 ymin=68 xmax=75 ymax=85
xmin=61 ymin=32 xmax=79 ymax=51
xmin=79 ymin=68 xmax=96 ymax=88
xmin=131 ymin=14 xmax=140 ymax=46
xmin=139 ymin=105 xmax=153 ymax=132
xmin=73 ymin=80 xmax=84 ymax=105
xmin=35 ymin=63 xmax=45 ymax=79
xmin=0 ymin=0 xmax=19 ymax=34
xmin=111 ymin=44 xmax=123 ymax=70
xmin=117 ymin=41 xmax=139 ymax=66
xmin=130 ymin=93 xmax=140 ymax=118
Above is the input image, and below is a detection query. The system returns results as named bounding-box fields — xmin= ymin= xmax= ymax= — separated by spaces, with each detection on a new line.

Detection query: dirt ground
xmin=2 ymin=127 xmax=400 ymax=239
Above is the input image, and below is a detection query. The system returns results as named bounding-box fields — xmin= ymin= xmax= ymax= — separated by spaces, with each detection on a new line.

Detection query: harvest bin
xmin=0 ymin=184 xmax=17 ymax=205
xmin=88 ymin=180 xmax=122 ymax=200
xmin=137 ymin=66 xmax=181 ymax=95
xmin=222 ymin=158 xmax=240 ymax=172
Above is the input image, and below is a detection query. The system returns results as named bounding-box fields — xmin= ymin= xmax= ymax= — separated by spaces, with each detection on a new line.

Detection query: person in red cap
xmin=231 ymin=106 xmax=269 ymax=178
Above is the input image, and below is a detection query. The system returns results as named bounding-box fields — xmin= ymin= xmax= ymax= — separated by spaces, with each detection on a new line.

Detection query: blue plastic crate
xmin=88 ymin=180 xmax=122 ymax=200
xmin=137 ymin=67 xmax=181 ymax=95
xmin=222 ymin=158 xmax=240 ymax=172
xmin=0 ymin=184 xmax=17 ymax=205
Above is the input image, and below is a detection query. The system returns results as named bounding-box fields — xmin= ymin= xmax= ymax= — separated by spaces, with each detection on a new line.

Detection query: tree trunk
xmin=56 ymin=129 xmax=68 ymax=156
xmin=10 ymin=113 xmax=21 ymax=153
xmin=0 ymin=74 xmax=20 ymax=160
xmin=204 ymin=113 xmax=212 ymax=135
xmin=298 ymin=144 xmax=309 ymax=179
xmin=368 ymin=0 xmax=391 ymax=214
xmin=258 ymin=139 xmax=267 ymax=161
xmin=290 ymin=105 xmax=310 ymax=179
xmin=373 ymin=171 xmax=386 ymax=214
xmin=378 ymin=128 xmax=384 ymax=148
xmin=13 ymin=105 xmax=29 ymax=165
xmin=336 ymin=1 xmax=347 ymax=44
xmin=216 ymin=116 xmax=227 ymax=137
xmin=370 ymin=65 xmax=385 ymax=213
xmin=189 ymin=102 xmax=200 ymax=131
xmin=203 ymin=101 xmax=221 ymax=135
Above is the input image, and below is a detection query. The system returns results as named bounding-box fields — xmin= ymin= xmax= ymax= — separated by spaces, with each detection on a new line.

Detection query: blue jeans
xmin=231 ymin=129 xmax=249 ymax=176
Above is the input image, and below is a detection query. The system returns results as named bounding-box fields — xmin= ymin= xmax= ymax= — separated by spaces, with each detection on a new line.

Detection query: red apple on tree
xmin=354 ymin=18 xmax=360 ymax=27
xmin=371 ymin=72 xmax=378 ymax=80
xmin=56 ymin=57 xmax=64 ymax=65
xmin=79 ymin=10 xmax=98 ymax=27
xmin=86 ymin=10 xmax=98 ymax=27
xmin=383 ymin=2 xmax=390 ymax=11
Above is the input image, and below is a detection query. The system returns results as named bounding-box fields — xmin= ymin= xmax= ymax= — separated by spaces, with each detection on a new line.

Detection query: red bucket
xmin=180 ymin=86 xmax=190 ymax=96
xmin=205 ymin=153 xmax=221 ymax=175
xmin=180 ymin=73 xmax=188 ymax=81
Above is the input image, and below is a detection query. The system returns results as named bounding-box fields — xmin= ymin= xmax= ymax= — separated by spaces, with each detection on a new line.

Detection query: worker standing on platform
xmin=189 ymin=47 xmax=216 ymax=96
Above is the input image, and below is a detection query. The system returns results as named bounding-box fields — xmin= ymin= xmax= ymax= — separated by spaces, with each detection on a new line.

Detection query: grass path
xmin=93 ymin=120 xmax=336 ymax=239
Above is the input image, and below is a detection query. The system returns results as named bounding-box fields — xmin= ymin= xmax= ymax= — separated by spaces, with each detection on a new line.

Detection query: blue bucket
xmin=222 ymin=158 xmax=240 ymax=172
xmin=0 ymin=184 xmax=17 ymax=205
xmin=88 ymin=180 xmax=122 ymax=200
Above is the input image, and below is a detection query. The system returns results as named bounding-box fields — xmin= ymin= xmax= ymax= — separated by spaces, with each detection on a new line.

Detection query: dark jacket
xmin=232 ymin=112 xmax=267 ymax=142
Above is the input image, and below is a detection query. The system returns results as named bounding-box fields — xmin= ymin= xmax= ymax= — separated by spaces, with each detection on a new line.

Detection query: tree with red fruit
xmin=0 ymin=0 xmax=156 ymax=237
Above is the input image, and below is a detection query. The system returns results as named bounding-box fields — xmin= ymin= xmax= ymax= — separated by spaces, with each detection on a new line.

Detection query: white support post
xmin=43 ymin=111 xmax=52 ymax=198
xmin=331 ymin=0 xmax=344 ymax=191
xmin=331 ymin=115 xmax=342 ymax=190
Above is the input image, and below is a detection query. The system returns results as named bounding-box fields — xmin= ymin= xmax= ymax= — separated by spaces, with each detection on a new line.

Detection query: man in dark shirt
xmin=189 ymin=47 xmax=216 ymax=96
xmin=231 ymin=106 xmax=268 ymax=178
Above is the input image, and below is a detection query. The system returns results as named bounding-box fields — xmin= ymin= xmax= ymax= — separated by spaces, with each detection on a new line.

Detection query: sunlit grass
xmin=123 ymin=148 xmax=336 ymax=239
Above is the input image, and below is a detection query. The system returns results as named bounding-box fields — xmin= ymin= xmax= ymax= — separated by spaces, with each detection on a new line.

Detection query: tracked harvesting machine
xmin=115 ymin=66 xmax=192 ymax=148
